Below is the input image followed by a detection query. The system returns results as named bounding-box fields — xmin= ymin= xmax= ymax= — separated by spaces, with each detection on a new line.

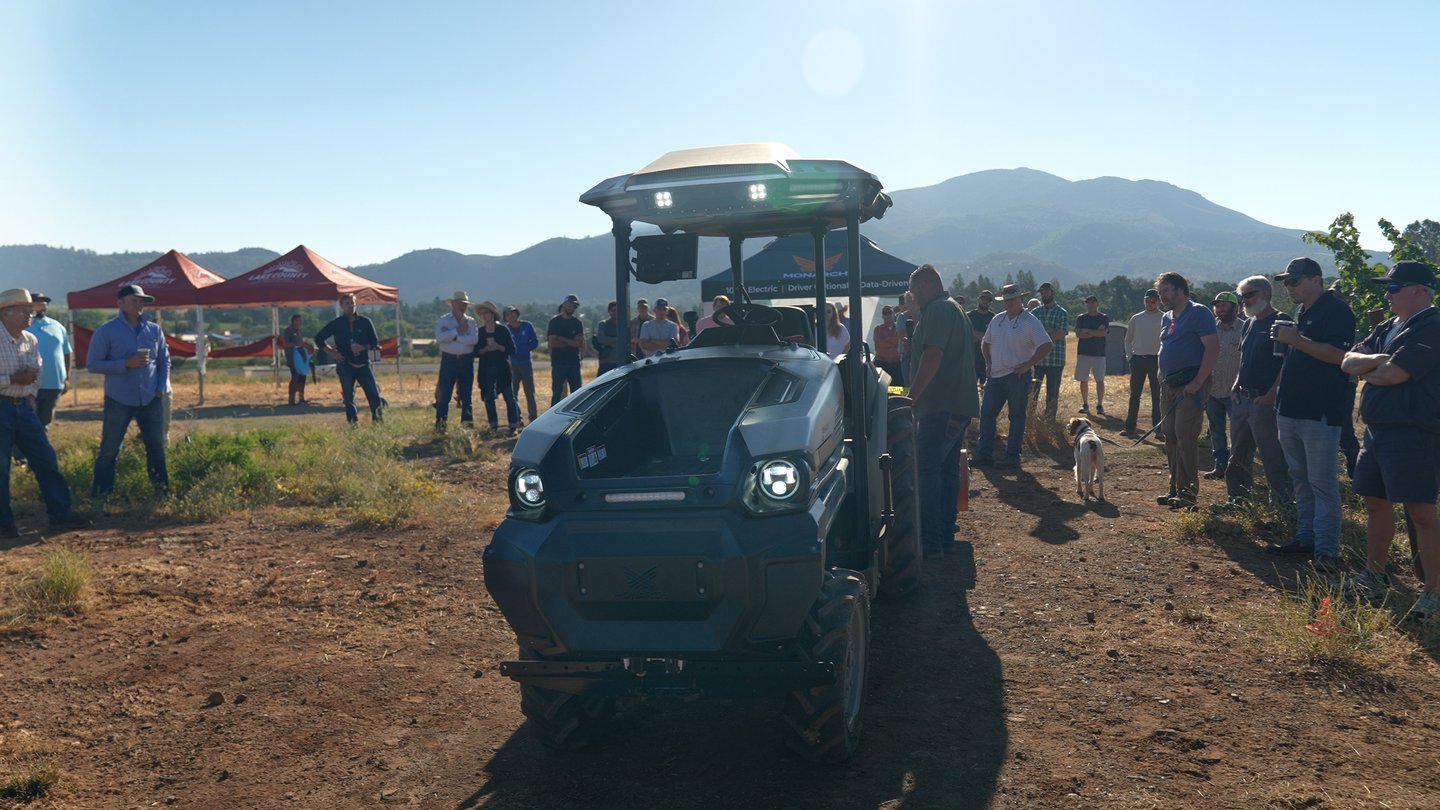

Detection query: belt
xmin=1236 ymin=387 xmax=1263 ymax=398
xmin=1131 ymin=354 xmax=1157 ymax=358
xmin=0 ymin=395 xmax=31 ymax=405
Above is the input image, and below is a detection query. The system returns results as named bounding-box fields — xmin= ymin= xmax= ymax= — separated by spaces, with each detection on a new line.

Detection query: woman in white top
xmin=824 ymin=302 xmax=850 ymax=359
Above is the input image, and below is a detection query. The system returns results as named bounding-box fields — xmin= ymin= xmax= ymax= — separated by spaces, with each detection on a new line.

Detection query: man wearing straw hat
xmin=0 ymin=288 xmax=87 ymax=537
xmin=975 ymin=283 xmax=1054 ymax=468
xmin=433 ymin=291 xmax=479 ymax=432
xmin=87 ymin=283 xmax=171 ymax=501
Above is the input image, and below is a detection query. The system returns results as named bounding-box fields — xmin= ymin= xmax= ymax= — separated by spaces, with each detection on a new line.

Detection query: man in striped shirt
xmin=0 ymin=288 xmax=86 ymax=538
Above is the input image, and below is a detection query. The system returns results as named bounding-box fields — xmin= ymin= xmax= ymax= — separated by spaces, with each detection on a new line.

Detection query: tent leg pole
xmin=613 ymin=218 xmax=631 ymax=365
xmin=813 ymin=227 xmax=827 ymax=355
xmin=68 ymin=309 xmax=79 ymax=407
xmin=395 ymin=301 xmax=402 ymax=392
xmin=272 ymin=307 xmax=280 ymax=390
xmin=196 ymin=305 xmax=206 ymax=407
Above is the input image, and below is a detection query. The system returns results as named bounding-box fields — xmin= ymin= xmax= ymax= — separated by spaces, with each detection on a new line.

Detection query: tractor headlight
xmin=744 ymin=457 xmax=809 ymax=515
xmin=759 ymin=460 xmax=800 ymax=501
xmin=513 ymin=468 xmax=546 ymax=508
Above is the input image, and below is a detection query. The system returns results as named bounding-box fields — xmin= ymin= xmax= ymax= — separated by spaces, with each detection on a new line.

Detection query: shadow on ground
xmin=458 ymin=543 xmax=1006 ymax=810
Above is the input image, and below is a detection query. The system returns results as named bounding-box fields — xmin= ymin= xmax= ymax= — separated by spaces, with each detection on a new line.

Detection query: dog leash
xmin=1094 ymin=389 xmax=1199 ymax=448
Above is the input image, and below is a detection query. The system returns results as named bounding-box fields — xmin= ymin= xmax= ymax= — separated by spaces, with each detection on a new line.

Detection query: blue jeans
xmin=92 ymin=396 xmax=168 ymax=498
xmin=1277 ymin=414 xmax=1342 ymax=560
xmin=551 ymin=362 xmax=582 ymax=406
xmin=1225 ymin=393 xmax=1291 ymax=505
xmin=976 ymin=371 xmax=1032 ymax=462
xmin=435 ymin=353 xmax=474 ymax=425
xmin=336 ymin=363 xmax=384 ymax=424
xmin=0 ymin=399 xmax=73 ymax=526
xmin=1206 ymin=395 xmax=1232 ymax=470
xmin=916 ymin=412 xmax=971 ymax=552
xmin=479 ymin=363 xmax=521 ymax=429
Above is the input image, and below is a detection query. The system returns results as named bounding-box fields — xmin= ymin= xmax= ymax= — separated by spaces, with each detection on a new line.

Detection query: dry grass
xmin=2 ymin=548 xmax=92 ymax=629
xmin=0 ymin=744 xmax=59 ymax=804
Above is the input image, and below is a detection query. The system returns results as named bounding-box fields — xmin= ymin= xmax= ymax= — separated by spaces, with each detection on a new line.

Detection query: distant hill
xmin=0 ymin=168 xmax=1338 ymax=309
xmin=865 ymin=168 xmax=1323 ymax=284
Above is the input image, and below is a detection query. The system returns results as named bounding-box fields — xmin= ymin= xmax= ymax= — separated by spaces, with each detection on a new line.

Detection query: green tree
xmin=1401 ymin=219 xmax=1440 ymax=263
xmin=1302 ymin=213 xmax=1387 ymax=322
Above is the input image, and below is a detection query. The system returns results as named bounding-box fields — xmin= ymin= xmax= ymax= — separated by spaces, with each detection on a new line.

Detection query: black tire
xmin=782 ymin=570 xmax=870 ymax=763
xmin=880 ymin=402 xmax=922 ymax=598
xmin=519 ymin=684 xmax=616 ymax=751
xmin=516 ymin=647 xmax=616 ymax=751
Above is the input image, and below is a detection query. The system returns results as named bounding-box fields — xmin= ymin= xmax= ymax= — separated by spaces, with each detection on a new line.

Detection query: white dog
xmin=1067 ymin=417 xmax=1106 ymax=502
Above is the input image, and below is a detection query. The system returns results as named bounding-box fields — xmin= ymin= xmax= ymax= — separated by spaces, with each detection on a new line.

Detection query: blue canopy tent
xmin=699 ymin=229 xmax=918 ymax=301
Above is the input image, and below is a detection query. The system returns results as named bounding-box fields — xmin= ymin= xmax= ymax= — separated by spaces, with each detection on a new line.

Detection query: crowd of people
xmin=880 ymin=258 xmax=1439 ymax=629
xmin=5 ymin=259 xmax=1435 ymax=628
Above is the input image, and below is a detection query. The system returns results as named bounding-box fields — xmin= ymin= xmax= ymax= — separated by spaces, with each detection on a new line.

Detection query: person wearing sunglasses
xmin=1212 ymin=276 xmax=1293 ymax=515
xmin=1338 ymin=260 xmax=1440 ymax=627
xmin=1267 ymin=257 xmax=1357 ymax=573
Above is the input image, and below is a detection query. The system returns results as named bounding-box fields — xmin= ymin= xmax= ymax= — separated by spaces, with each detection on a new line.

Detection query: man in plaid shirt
xmin=1029 ymin=281 xmax=1070 ymax=424
xmin=0 ymin=288 xmax=86 ymax=538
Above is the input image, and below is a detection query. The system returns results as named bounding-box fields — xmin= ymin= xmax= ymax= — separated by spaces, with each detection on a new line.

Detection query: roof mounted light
xmin=654 ymin=191 xmax=673 ymax=209
xmin=748 ymin=183 xmax=767 ymax=202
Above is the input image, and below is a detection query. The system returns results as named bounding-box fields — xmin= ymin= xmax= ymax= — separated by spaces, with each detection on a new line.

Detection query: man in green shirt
xmin=907 ymin=264 xmax=979 ymax=559
xmin=1029 ymin=281 xmax=1070 ymax=424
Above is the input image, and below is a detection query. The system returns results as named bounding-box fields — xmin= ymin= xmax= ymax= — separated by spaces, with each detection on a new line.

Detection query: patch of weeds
xmin=1279 ymin=573 xmax=1407 ymax=689
xmin=4 ymin=548 xmax=92 ymax=627
xmin=1177 ymin=605 xmax=1214 ymax=625
xmin=0 ymin=748 xmax=58 ymax=802
xmin=1167 ymin=510 xmax=1237 ymax=542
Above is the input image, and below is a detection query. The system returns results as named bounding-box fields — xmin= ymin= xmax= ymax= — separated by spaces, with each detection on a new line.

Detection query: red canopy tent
xmin=66 ymin=249 xmax=226 ymax=402
xmin=198 ymin=245 xmax=402 ymax=390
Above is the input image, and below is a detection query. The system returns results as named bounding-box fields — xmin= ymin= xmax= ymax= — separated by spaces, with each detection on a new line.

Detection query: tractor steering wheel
xmin=714 ymin=303 xmax=782 ymax=327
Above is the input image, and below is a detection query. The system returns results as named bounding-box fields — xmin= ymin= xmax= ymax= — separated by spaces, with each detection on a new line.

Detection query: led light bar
xmin=605 ymin=491 xmax=687 ymax=504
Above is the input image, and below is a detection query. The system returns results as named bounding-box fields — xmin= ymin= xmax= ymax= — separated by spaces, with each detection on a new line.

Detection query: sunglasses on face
xmin=1238 ymin=289 xmax=1261 ymax=300
xmin=1385 ymin=282 xmax=1430 ymax=294
xmin=1282 ymin=277 xmax=1306 ymax=288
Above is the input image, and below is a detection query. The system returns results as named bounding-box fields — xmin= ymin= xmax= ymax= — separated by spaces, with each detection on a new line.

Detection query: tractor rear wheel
xmin=880 ymin=402 xmax=922 ymax=598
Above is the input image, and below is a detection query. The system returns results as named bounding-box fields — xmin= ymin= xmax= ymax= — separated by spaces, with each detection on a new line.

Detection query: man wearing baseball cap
xmin=87 ymin=283 xmax=171 ymax=501
xmin=1202 ymin=291 xmax=1247 ymax=480
xmin=24 ymin=292 xmax=70 ymax=433
xmin=1339 ymin=260 xmax=1440 ymax=625
xmin=546 ymin=294 xmax=585 ymax=405
xmin=1267 ymin=257 xmax=1356 ymax=571
xmin=503 ymin=305 xmax=540 ymax=423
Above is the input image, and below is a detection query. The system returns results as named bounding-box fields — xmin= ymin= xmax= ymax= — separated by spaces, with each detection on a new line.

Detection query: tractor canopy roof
xmin=580 ymin=143 xmax=891 ymax=238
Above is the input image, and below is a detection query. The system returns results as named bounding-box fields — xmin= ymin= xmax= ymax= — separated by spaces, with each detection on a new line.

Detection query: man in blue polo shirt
xmin=1338 ymin=260 xmax=1440 ymax=626
xmin=1155 ymin=272 xmax=1218 ymax=510
xmin=1268 ymin=257 xmax=1356 ymax=571
xmin=87 ymin=284 xmax=170 ymax=500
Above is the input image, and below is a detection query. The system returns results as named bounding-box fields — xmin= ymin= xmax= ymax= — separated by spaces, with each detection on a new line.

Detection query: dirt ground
xmin=3 ymin=373 xmax=1439 ymax=809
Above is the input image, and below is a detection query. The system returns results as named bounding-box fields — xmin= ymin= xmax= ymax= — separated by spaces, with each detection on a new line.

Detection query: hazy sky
xmin=2 ymin=0 xmax=1434 ymax=267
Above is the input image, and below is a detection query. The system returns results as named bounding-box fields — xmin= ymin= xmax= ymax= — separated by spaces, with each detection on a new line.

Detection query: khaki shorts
xmin=1073 ymin=354 xmax=1107 ymax=381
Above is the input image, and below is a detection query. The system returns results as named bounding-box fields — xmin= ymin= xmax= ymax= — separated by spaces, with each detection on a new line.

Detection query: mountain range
xmin=1 ymin=168 xmax=1332 ymax=308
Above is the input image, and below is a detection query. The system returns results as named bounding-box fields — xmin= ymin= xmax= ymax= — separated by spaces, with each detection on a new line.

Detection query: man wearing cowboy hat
xmin=86 ymin=283 xmax=171 ymax=500
xmin=975 ymin=283 xmax=1054 ymax=468
xmin=433 ymin=291 xmax=479 ymax=432
xmin=0 ymin=288 xmax=87 ymax=537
